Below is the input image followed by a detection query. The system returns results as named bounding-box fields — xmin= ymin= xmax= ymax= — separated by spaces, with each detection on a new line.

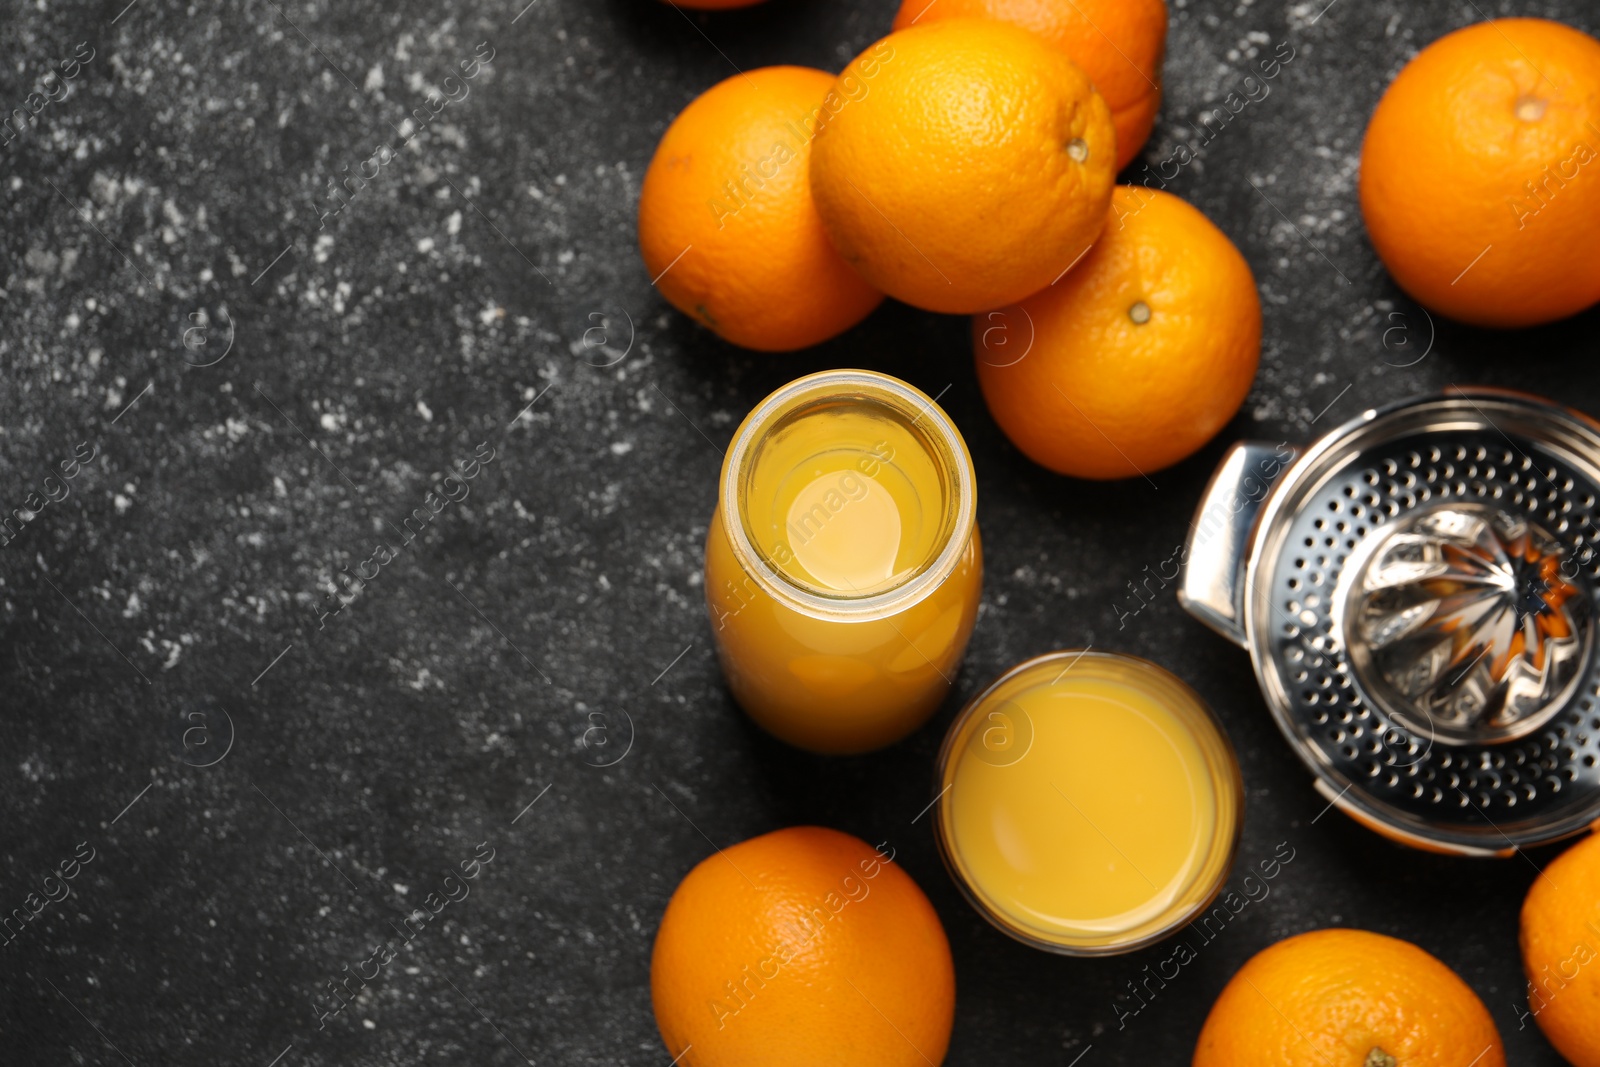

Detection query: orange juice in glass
xmin=705 ymin=370 xmax=982 ymax=754
xmin=935 ymin=651 xmax=1242 ymax=954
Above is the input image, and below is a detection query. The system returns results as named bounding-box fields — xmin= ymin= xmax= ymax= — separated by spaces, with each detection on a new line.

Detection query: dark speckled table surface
xmin=3 ymin=0 xmax=1599 ymax=1063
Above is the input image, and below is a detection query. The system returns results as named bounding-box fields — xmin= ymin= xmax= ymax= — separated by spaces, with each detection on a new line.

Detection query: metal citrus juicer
xmin=1179 ymin=388 xmax=1600 ymax=856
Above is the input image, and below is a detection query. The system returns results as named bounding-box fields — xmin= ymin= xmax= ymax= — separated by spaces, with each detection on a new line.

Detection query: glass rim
xmin=933 ymin=649 xmax=1245 ymax=957
xmin=719 ymin=369 xmax=976 ymax=620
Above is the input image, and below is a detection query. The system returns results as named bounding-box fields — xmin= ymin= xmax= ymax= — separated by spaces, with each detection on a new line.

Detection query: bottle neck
xmin=720 ymin=370 xmax=975 ymax=619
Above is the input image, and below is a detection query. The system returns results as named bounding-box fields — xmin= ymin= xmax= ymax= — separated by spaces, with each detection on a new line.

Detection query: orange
xmin=1194 ymin=928 xmax=1506 ymax=1067
xmin=638 ymin=67 xmax=884 ymax=351
xmin=1359 ymin=18 xmax=1600 ymax=328
xmin=809 ymin=20 xmax=1115 ymax=314
xmin=891 ymin=0 xmax=1167 ymax=171
xmin=651 ymin=826 xmax=955 ymax=1067
xmin=1520 ymin=831 xmax=1600 ymax=1066
xmin=973 ymin=186 xmax=1259 ymax=480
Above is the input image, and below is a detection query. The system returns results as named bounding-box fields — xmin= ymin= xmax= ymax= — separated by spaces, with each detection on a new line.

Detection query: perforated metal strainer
xmin=1180 ymin=388 xmax=1600 ymax=856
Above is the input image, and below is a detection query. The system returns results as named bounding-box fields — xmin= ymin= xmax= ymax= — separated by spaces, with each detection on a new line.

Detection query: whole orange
xmin=1359 ymin=18 xmax=1600 ymax=328
xmin=651 ymin=826 xmax=955 ymax=1067
xmin=973 ymin=186 xmax=1259 ymax=480
xmin=1193 ymin=929 xmax=1506 ymax=1067
xmin=891 ymin=0 xmax=1167 ymax=171
xmin=638 ymin=67 xmax=883 ymax=351
xmin=809 ymin=20 xmax=1115 ymax=314
xmin=1520 ymin=831 xmax=1600 ymax=1066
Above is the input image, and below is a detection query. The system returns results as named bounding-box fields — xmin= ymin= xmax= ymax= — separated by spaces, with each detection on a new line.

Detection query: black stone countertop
xmin=3 ymin=0 xmax=1598 ymax=1063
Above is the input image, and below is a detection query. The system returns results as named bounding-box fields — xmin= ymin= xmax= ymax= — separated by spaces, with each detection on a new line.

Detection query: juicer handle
xmin=1177 ymin=440 xmax=1298 ymax=648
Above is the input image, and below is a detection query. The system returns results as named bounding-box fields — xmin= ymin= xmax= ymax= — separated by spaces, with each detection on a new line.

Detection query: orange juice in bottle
xmin=705 ymin=370 xmax=982 ymax=754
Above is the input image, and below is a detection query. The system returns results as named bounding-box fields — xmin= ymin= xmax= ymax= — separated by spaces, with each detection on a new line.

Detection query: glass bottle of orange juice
xmin=704 ymin=370 xmax=982 ymax=754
